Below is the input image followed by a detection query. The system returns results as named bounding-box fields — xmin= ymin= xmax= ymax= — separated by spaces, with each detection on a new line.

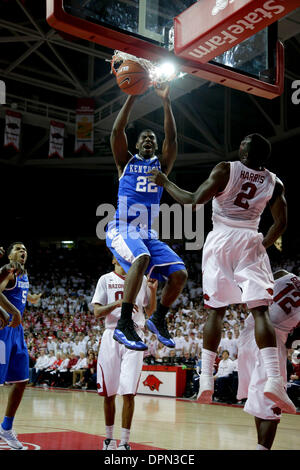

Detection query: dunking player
xmin=91 ymin=257 xmax=157 ymax=450
xmin=237 ymin=269 xmax=300 ymax=449
xmin=106 ymin=85 xmax=187 ymax=351
xmin=0 ymin=242 xmax=42 ymax=449
xmin=149 ymin=133 xmax=295 ymax=413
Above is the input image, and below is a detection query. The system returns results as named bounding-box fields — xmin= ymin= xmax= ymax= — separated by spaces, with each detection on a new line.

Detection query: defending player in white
xmin=237 ymin=269 xmax=300 ymax=450
xmin=149 ymin=133 xmax=295 ymax=414
xmin=91 ymin=257 xmax=157 ymax=450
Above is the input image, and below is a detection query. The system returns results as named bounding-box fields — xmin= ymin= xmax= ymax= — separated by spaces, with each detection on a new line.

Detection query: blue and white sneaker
xmin=0 ymin=425 xmax=24 ymax=450
xmin=113 ymin=321 xmax=148 ymax=351
xmin=146 ymin=315 xmax=175 ymax=348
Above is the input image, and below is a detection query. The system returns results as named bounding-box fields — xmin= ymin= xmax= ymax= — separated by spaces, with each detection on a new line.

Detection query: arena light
xmin=61 ymin=240 xmax=74 ymax=249
xmin=156 ymin=62 xmax=176 ymax=81
xmin=151 ymin=61 xmax=186 ymax=84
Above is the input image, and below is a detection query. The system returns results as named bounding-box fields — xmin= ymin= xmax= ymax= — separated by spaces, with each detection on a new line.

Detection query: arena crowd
xmin=20 ymin=244 xmax=300 ymax=408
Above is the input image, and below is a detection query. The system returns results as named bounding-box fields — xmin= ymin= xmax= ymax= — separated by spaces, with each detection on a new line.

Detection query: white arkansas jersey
xmin=268 ymin=274 xmax=300 ymax=336
xmin=212 ymin=161 xmax=277 ymax=229
xmin=91 ymin=271 xmax=149 ymax=329
xmin=246 ymin=274 xmax=300 ymax=341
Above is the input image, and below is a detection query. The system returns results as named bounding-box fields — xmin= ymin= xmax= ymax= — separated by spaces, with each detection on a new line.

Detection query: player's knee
xmin=104 ymin=395 xmax=116 ymax=404
xmin=123 ymin=394 xmax=135 ymax=404
xmin=169 ymin=269 xmax=188 ymax=287
xmin=133 ymin=254 xmax=150 ymax=270
xmin=251 ymin=305 xmax=269 ymax=318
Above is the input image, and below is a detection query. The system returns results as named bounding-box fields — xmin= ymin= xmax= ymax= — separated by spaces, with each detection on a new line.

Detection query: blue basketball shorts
xmin=106 ymin=222 xmax=186 ymax=282
xmin=0 ymin=324 xmax=29 ymax=384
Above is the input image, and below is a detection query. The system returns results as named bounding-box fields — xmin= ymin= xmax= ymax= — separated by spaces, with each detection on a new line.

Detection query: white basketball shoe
xmin=102 ymin=438 xmax=117 ymax=450
xmin=0 ymin=426 xmax=24 ymax=450
xmin=197 ymin=375 xmax=214 ymax=404
xmin=117 ymin=443 xmax=131 ymax=450
xmin=264 ymin=377 xmax=296 ymax=414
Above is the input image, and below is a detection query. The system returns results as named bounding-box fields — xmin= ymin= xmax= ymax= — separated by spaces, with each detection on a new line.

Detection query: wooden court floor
xmin=0 ymin=385 xmax=299 ymax=451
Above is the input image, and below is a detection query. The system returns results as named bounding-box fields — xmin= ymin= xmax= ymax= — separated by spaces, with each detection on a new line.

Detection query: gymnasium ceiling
xmin=0 ymin=0 xmax=300 ymax=171
xmin=0 ymin=1 xmax=299 ymax=246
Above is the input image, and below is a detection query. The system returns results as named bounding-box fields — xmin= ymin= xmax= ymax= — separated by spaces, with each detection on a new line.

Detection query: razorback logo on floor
xmin=143 ymin=374 xmax=163 ymax=392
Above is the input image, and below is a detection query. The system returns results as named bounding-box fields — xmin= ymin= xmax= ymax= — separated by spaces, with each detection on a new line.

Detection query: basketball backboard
xmin=46 ymin=0 xmax=291 ymax=99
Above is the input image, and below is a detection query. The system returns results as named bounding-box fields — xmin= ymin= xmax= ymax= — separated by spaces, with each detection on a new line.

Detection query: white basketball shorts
xmin=237 ymin=317 xmax=287 ymax=420
xmin=97 ymin=328 xmax=144 ymax=397
xmin=202 ymin=226 xmax=274 ymax=309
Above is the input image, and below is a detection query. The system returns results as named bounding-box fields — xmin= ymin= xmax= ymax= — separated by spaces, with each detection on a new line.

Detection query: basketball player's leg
xmin=3 ymin=381 xmax=27 ymax=418
xmin=254 ymin=417 xmax=279 ymax=450
xmin=117 ymin=343 xmax=144 ymax=450
xmin=0 ymin=337 xmax=28 ymax=450
xmin=106 ymin=227 xmax=150 ymax=350
xmin=238 ymin=237 xmax=296 ymax=414
xmin=117 ymin=394 xmax=134 ymax=450
xmin=197 ymin=231 xmax=241 ymax=403
xmin=122 ymin=254 xmax=150 ymax=304
xmin=160 ymin=268 xmax=188 ymax=306
xmin=145 ymin=239 xmax=187 ymax=347
xmin=114 ymin=254 xmax=150 ymax=350
xmin=98 ymin=330 xmax=121 ymax=450
xmin=104 ymin=394 xmax=116 ymax=426
xmin=196 ymin=307 xmax=226 ymax=403
xmin=147 ymin=267 xmax=187 ymax=348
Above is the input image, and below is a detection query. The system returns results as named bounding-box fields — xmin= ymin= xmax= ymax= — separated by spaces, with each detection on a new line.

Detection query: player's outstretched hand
xmin=147 ymin=278 xmax=158 ymax=291
xmin=28 ymin=293 xmax=42 ymax=305
xmin=154 ymin=83 xmax=170 ymax=100
xmin=149 ymin=168 xmax=168 ymax=187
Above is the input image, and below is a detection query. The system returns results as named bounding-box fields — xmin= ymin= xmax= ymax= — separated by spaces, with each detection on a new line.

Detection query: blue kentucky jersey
xmin=3 ymin=273 xmax=29 ymax=317
xmin=114 ymin=154 xmax=163 ymax=230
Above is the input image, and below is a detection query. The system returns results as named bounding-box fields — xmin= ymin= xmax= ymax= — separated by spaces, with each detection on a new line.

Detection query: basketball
xmin=116 ymin=60 xmax=151 ymax=95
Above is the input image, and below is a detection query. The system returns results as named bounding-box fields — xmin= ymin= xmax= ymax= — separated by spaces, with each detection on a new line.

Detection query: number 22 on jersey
xmin=136 ymin=176 xmax=158 ymax=193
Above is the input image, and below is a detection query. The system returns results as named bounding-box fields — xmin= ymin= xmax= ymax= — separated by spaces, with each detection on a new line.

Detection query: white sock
xmin=120 ymin=427 xmax=130 ymax=445
xmin=106 ymin=425 xmax=114 ymax=440
xmin=256 ymin=444 xmax=269 ymax=450
xmin=260 ymin=347 xmax=280 ymax=378
xmin=201 ymin=348 xmax=217 ymax=376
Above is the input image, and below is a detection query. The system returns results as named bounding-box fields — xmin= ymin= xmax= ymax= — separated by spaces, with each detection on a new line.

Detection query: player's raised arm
xmin=155 ymin=85 xmax=177 ymax=176
xmin=110 ymin=95 xmax=137 ymax=176
xmin=263 ymin=178 xmax=288 ymax=249
xmin=149 ymin=162 xmax=229 ymax=206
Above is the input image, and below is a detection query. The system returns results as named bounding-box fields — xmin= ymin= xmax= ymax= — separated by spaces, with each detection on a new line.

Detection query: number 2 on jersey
xmin=234 ymin=182 xmax=257 ymax=209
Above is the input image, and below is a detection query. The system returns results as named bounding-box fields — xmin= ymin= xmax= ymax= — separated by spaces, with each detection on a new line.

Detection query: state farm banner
xmin=4 ymin=109 xmax=22 ymax=151
xmin=48 ymin=120 xmax=65 ymax=159
xmin=75 ymin=98 xmax=94 ymax=154
xmin=174 ymin=0 xmax=300 ymax=63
